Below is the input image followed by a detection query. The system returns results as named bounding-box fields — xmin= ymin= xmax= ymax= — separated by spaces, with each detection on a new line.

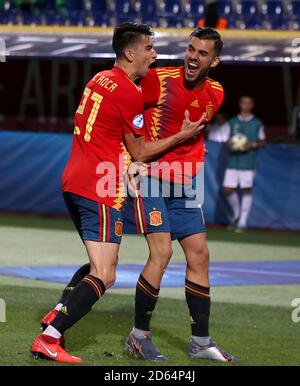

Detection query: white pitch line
xmin=17 ymin=36 xmax=58 ymax=43
xmin=62 ymin=38 xmax=99 ymax=44
xmin=154 ymin=41 xmax=170 ymax=47
xmin=157 ymin=54 xmax=182 ymax=59
xmin=51 ymin=44 xmax=87 ymax=55
xmin=178 ymin=42 xmax=190 ymax=48
xmin=95 ymin=41 xmax=114 ymax=47
xmin=89 ymin=53 xmax=115 ymax=58
xmin=6 ymin=43 xmax=34 ymax=52
xmin=210 ymin=266 xmax=300 ymax=278
xmin=169 ymin=264 xmax=300 ymax=279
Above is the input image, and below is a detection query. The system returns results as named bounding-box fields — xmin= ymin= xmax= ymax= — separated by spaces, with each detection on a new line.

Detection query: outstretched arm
xmin=124 ymin=111 xmax=207 ymax=163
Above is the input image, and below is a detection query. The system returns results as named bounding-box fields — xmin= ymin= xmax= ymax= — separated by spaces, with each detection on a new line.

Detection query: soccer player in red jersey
xmin=30 ymin=23 xmax=206 ymax=364
xmin=39 ymin=27 xmax=237 ymax=363
xmin=123 ymin=27 xmax=238 ymax=363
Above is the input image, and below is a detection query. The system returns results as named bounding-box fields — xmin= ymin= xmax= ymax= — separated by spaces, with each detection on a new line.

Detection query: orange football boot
xmin=30 ymin=334 xmax=82 ymax=364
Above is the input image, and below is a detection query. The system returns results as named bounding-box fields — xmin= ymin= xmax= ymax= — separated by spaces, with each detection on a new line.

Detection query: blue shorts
xmin=63 ymin=192 xmax=123 ymax=244
xmin=122 ymin=175 xmax=206 ymax=241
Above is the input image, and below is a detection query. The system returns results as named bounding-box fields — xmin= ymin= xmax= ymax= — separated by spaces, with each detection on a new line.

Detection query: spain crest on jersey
xmin=115 ymin=221 xmax=123 ymax=237
xmin=149 ymin=211 xmax=163 ymax=226
xmin=206 ymin=104 xmax=214 ymax=121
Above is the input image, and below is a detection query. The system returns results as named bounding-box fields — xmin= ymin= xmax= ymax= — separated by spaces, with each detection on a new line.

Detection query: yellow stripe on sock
xmin=138 ymin=280 xmax=159 ymax=299
xmin=185 ymin=285 xmax=210 ymax=298
xmin=83 ymin=277 xmax=101 ymax=298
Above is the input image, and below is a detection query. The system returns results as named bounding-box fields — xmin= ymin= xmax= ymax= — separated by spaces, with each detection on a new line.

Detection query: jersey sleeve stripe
xmin=211 ymin=85 xmax=224 ymax=92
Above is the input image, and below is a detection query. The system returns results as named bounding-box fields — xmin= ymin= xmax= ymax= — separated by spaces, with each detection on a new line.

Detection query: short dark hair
xmin=190 ymin=27 xmax=223 ymax=56
xmin=112 ymin=22 xmax=154 ymax=58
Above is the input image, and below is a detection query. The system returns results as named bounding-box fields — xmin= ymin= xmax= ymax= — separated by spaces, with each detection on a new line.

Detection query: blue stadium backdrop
xmin=0 ymin=130 xmax=299 ymax=231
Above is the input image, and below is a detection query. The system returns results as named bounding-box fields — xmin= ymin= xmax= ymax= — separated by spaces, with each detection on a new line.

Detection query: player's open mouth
xmin=187 ymin=62 xmax=200 ymax=75
xmin=147 ymin=61 xmax=156 ymax=71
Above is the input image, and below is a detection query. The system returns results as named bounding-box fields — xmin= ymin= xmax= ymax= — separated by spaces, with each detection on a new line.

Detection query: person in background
xmin=223 ymin=95 xmax=266 ymax=230
xmin=198 ymin=0 xmax=228 ymax=29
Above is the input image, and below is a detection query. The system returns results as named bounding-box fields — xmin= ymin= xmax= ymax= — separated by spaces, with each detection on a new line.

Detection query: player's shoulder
xmin=142 ymin=67 xmax=181 ymax=87
xmin=96 ymin=68 xmax=142 ymax=98
xmin=91 ymin=68 xmax=117 ymax=82
xmin=154 ymin=66 xmax=182 ymax=78
xmin=205 ymin=77 xmax=224 ymax=95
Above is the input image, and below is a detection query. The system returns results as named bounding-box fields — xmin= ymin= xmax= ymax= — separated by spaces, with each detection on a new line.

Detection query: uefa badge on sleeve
xmin=133 ymin=114 xmax=144 ymax=129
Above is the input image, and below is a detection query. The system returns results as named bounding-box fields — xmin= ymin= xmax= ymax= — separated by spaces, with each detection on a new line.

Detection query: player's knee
xmin=157 ymin=244 xmax=173 ymax=263
xmin=150 ymin=245 xmax=172 ymax=270
xmin=187 ymin=245 xmax=209 ymax=273
xmin=163 ymin=245 xmax=173 ymax=261
xmin=159 ymin=254 xmax=171 ymax=272
xmin=105 ymin=273 xmax=116 ymax=289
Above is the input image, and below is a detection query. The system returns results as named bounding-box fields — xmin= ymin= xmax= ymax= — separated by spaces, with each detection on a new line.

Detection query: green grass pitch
xmin=0 ymin=285 xmax=299 ymax=366
xmin=0 ymin=214 xmax=300 ymax=366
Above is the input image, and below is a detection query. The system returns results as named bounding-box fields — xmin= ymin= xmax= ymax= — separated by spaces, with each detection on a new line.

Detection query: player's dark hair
xmin=190 ymin=27 xmax=223 ymax=55
xmin=112 ymin=22 xmax=154 ymax=59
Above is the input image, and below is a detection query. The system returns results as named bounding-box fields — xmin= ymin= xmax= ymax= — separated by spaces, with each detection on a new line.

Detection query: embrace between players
xmin=30 ymin=22 xmax=238 ymax=364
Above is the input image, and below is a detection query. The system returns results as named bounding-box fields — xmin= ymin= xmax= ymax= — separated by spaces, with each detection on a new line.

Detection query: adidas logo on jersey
xmin=190 ymin=99 xmax=199 ymax=108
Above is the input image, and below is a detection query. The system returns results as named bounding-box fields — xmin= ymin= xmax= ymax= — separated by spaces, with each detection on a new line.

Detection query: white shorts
xmin=223 ymin=169 xmax=255 ymax=189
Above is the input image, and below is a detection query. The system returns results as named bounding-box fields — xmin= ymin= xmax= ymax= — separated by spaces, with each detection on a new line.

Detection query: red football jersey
xmin=140 ymin=67 xmax=224 ymax=182
xmin=62 ymin=66 xmax=145 ymax=210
